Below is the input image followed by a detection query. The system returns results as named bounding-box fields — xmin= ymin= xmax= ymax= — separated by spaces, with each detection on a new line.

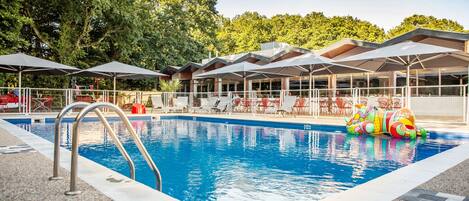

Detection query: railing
xmin=50 ymin=102 xmax=135 ymax=183
xmin=65 ymin=102 xmax=162 ymax=195
xmin=1 ymin=85 xmax=468 ymax=123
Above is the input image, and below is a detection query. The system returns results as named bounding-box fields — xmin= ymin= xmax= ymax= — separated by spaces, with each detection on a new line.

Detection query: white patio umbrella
xmin=72 ymin=61 xmax=167 ymax=104
xmin=253 ymin=53 xmax=372 ymax=114
xmin=337 ymin=41 xmax=469 ymax=107
xmin=0 ymin=53 xmax=79 ymax=112
xmin=194 ymin=61 xmax=288 ymax=97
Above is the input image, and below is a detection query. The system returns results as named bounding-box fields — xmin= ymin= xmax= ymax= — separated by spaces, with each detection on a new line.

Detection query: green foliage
xmin=0 ymin=0 xmax=29 ymax=55
xmin=216 ymin=12 xmax=385 ymax=53
xmin=0 ymin=2 xmax=467 ymax=91
xmin=159 ymin=79 xmax=182 ymax=92
xmin=387 ymin=15 xmax=465 ymax=38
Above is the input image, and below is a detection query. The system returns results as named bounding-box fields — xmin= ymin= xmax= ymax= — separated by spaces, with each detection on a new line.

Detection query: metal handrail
xmin=66 ymin=102 xmax=162 ymax=195
xmin=50 ymin=102 xmax=136 ymax=182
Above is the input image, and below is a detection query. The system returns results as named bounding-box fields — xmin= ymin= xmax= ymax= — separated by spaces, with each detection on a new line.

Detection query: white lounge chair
xmin=150 ymin=95 xmax=164 ymax=113
xmin=274 ymin=95 xmax=297 ymax=116
xmin=200 ymin=97 xmax=219 ymax=113
xmin=169 ymin=96 xmax=188 ymax=113
xmin=213 ymin=96 xmax=232 ymax=113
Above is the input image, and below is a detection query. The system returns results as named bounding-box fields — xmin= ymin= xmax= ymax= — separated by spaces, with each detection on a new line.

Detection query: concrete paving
xmin=0 ymin=129 xmax=111 ymax=201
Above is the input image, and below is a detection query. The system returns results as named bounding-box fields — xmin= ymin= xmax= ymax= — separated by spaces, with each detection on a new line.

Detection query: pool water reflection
xmin=17 ymin=119 xmax=464 ymax=201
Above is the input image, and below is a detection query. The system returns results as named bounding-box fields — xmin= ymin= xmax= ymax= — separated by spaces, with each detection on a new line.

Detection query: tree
xmin=0 ymin=0 xmax=29 ymax=55
xmin=216 ymin=11 xmax=385 ymax=53
xmin=387 ymin=15 xmax=465 ymax=38
xmin=160 ymin=79 xmax=182 ymax=92
xmin=216 ymin=12 xmax=273 ymax=54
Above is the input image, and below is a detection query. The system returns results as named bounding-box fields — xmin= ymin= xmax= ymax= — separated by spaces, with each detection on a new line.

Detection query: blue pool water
xmin=14 ymin=117 xmax=469 ymax=201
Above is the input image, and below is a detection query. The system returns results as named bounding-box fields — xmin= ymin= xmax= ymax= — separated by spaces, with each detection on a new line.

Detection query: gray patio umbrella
xmin=0 ymin=53 xmax=79 ymax=112
xmin=337 ymin=41 xmax=469 ymax=107
xmin=194 ymin=61 xmax=288 ymax=93
xmin=253 ymin=53 xmax=371 ymax=114
xmin=73 ymin=61 xmax=167 ymax=104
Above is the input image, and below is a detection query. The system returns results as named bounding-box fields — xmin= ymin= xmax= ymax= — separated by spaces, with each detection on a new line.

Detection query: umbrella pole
xmin=18 ymin=71 xmax=22 ymax=113
xmin=309 ymin=72 xmax=312 ymax=115
xmin=406 ymin=65 xmax=411 ymax=109
xmin=243 ymin=77 xmax=247 ymax=100
xmin=113 ymin=76 xmax=117 ymax=105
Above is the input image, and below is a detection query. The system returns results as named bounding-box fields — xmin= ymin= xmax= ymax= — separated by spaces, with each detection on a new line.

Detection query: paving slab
xmin=0 ymin=130 xmax=111 ymax=201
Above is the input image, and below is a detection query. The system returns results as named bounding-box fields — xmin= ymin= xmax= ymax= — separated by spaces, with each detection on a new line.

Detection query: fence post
xmin=466 ymin=85 xmax=469 ymax=125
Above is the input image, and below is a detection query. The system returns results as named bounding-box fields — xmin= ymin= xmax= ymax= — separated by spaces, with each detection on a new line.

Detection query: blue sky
xmin=216 ymin=0 xmax=469 ymax=30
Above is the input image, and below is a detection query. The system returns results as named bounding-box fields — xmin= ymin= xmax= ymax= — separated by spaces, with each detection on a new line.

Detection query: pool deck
xmin=0 ymin=117 xmax=176 ymax=201
xmin=0 ymin=129 xmax=111 ymax=201
xmin=1 ymin=112 xmax=469 ymax=201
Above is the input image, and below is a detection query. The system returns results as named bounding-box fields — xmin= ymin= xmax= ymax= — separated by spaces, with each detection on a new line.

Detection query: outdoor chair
xmin=150 ymin=95 xmax=164 ymax=113
xmin=169 ymin=96 xmax=188 ymax=113
xmin=273 ymin=95 xmax=297 ymax=116
xmin=0 ymin=96 xmax=8 ymax=112
xmin=392 ymin=98 xmax=402 ymax=110
xmin=212 ymin=96 xmax=232 ymax=113
xmin=258 ymin=97 xmax=269 ymax=113
xmin=294 ymin=97 xmax=306 ymax=115
xmin=335 ymin=97 xmax=351 ymax=116
xmin=197 ymin=97 xmax=219 ymax=113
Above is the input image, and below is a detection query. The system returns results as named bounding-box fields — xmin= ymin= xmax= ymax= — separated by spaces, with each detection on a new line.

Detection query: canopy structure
xmin=338 ymin=41 xmax=469 ymax=107
xmin=194 ymin=61 xmax=288 ymax=97
xmin=255 ymin=53 xmax=371 ymax=77
xmin=73 ymin=61 xmax=167 ymax=103
xmin=0 ymin=53 xmax=79 ymax=112
xmin=253 ymin=53 xmax=371 ymax=114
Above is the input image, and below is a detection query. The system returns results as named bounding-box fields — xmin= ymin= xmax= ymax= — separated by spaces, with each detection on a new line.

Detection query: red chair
xmin=0 ymin=96 xmax=8 ymax=112
xmin=392 ymin=98 xmax=401 ymax=109
xmin=44 ymin=96 xmax=54 ymax=112
xmin=335 ymin=97 xmax=351 ymax=115
xmin=294 ymin=97 xmax=306 ymax=114
xmin=259 ymin=97 xmax=269 ymax=112
xmin=378 ymin=97 xmax=390 ymax=110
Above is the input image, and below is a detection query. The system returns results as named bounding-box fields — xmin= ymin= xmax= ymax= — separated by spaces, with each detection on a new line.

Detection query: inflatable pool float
xmin=345 ymin=104 xmax=427 ymax=139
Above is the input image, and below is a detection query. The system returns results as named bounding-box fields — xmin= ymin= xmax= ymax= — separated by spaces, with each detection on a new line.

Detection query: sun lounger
xmin=274 ymin=95 xmax=297 ymax=116
xmin=169 ymin=96 xmax=188 ymax=113
xmin=212 ymin=96 xmax=231 ymax=113
xmin=150 ymin=95 xmax=164 ymax=112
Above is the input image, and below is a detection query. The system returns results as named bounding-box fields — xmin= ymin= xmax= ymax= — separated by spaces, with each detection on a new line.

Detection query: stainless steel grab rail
xmin=66 ymin=102 xmax=162 ymax=195
xmin=50 ymin=102 xmax=136 ymax=182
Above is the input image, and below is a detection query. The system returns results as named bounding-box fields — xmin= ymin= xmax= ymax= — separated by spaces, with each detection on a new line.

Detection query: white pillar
xmin=113 ymin=76 xmax=117 ymax=104
xmin=438 ymin=68 xmax=441 ymax=96
xmin=366 ymin=73 xmax=370 ymax=96
xmin=218 ymin=78 xmax=222 ymax=97
xmin=415 ymin=70 xmax=419 ymax=96
xmin=309 ymin=73 xmax=312 ymax=115
xmin=406 ymin=66 xmax=411 ymax=109
xmin=269 ymin=79 xmax=272 ymax=97
xmin=350 ymin=74 xmax=353 ymax=89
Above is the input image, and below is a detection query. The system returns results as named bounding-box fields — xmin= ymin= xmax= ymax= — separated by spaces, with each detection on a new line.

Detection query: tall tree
xmin=387 ymin=14 xmax=465 ymax=38
xmin=216 ymin=12 xmax=273 ymax=54
xmin=216 ymin=11 xmax=385 ymax=53
xmin=0 ymin=0 xmax=29 ymax=55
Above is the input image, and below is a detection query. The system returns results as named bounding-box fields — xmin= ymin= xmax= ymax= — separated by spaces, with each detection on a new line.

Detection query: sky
xmin=216 ymin=0 xmax=469 ymax=31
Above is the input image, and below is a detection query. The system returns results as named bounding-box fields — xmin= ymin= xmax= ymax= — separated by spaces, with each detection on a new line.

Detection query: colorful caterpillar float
xmin=345 ymin=104 xmax=427 ymax=139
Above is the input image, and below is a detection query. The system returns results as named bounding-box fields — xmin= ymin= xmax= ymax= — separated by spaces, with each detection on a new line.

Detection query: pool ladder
xmin=49 ymin=102 xmax=162 ymax=195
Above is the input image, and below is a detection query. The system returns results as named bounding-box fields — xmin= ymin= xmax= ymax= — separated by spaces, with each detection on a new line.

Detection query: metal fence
xmin=1 ymin=85 xmax=468 ymax=124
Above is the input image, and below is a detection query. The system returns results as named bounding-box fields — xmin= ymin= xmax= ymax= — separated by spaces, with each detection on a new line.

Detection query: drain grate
xmin=0 ymin=144 xmax=36 ymax=155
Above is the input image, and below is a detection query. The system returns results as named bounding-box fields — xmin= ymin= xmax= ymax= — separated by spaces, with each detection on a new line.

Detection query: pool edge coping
xmin=0 ymin=119 xmax=177 ymax=201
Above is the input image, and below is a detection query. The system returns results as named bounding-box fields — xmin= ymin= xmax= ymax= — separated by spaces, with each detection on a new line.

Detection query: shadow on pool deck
xmin=0 ymin=129 xmax=111 ymax=201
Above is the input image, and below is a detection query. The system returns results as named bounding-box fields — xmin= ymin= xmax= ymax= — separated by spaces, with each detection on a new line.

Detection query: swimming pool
xmin=13 ymin=116 xmax=469 ymax=201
